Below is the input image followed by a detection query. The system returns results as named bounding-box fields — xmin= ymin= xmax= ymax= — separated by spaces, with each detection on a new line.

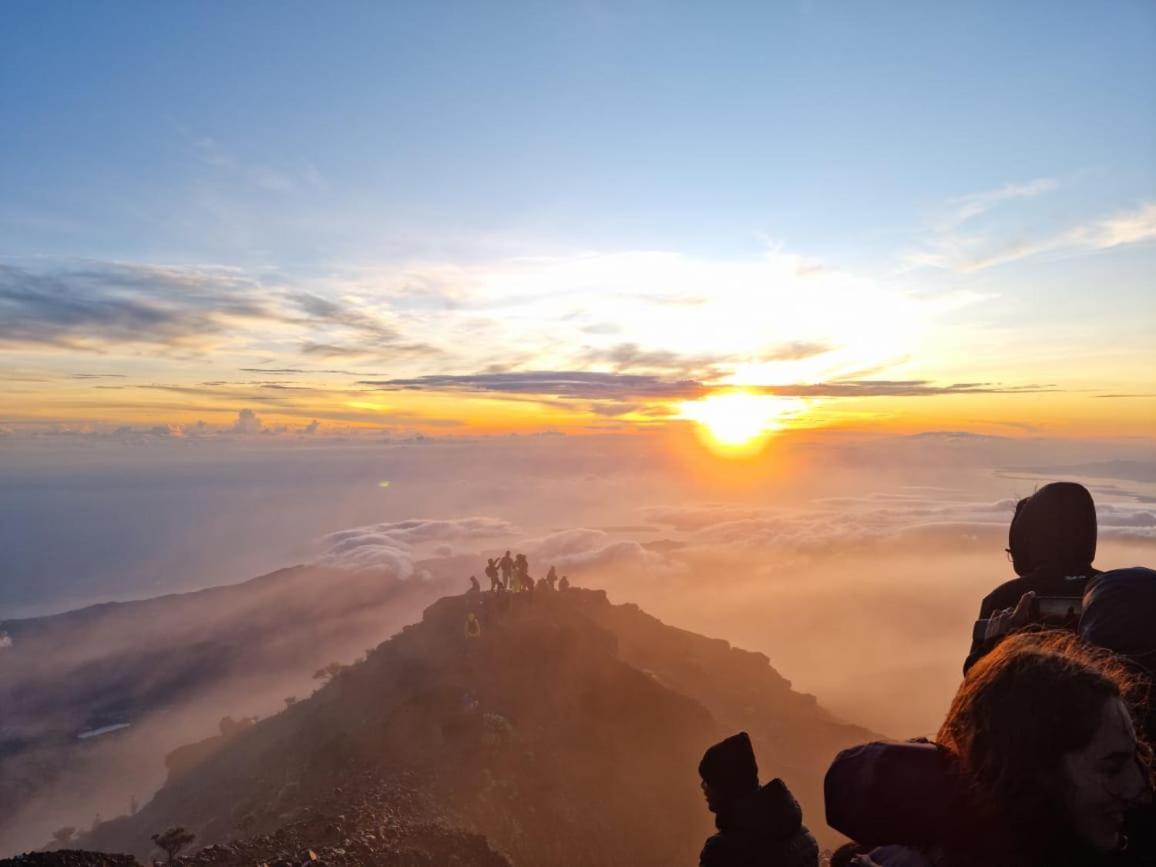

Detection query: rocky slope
xmin=75 ymin=588 xmax=874 ymax=865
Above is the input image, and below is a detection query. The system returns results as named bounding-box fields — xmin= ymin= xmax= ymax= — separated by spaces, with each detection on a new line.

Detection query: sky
xmin=1 ymin=0 xmax=1154 ymax=442
xmin=1 ymin=0 xmax=1155 ymax=711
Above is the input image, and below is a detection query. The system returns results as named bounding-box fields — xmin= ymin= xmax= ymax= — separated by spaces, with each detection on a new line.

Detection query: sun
xmin=677 ymin=391 xmax=804 ymax=456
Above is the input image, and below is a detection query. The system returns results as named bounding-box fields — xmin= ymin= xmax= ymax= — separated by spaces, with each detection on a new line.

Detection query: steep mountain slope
xmin=0 ymin=563 xmax=458 ymax=853
xmin=80 ymin=588 xmax=875 ymax=864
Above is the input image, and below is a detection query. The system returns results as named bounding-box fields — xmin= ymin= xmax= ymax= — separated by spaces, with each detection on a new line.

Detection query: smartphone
xmin=1033 ymin=595 xmax=1082 ymax=624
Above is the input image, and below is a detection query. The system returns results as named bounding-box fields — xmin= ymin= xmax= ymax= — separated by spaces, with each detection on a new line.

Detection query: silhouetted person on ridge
xmin=698 ymin=732 xmax=819 ymax=867
xmin=499 ymin=550 xmax=514 ymax=587
xmin=485 ymin=558 xmax=500 ymax=591
xmin=514 ymin=553 xmax=529 ymax=591
xmin=468 ymin=575 xmax=481 ymax=593
xmin=964 ymin=481 xmax=1100 ymax=673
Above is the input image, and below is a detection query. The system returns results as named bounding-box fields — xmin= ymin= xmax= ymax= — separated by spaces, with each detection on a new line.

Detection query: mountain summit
xmin=72 ymin=587 xmax=873 ymax=865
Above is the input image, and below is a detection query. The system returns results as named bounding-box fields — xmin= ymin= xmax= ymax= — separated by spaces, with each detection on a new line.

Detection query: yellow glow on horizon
xmin=677 ymin=391 xmax=807 ymax=457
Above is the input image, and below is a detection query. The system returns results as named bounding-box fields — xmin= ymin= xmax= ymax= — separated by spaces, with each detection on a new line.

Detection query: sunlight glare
xmin=678 ymin=391 xmax=805 ymax=456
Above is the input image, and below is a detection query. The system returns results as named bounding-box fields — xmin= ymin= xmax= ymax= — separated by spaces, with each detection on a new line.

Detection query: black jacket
xmin=700 ymin=778 xmax=819 ymax=867
xmin=964 ymin=480 xmax=1100 ymax=674
xmin=826 ymin=740 xmax=1156 ymax=867
xmin=963 ymin=569 xmax=1096 ymax=673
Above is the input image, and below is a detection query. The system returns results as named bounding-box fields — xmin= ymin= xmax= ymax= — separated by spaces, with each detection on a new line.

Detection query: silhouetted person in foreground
xmin=826 ymin=632 xmax=1152 ymax=867
xmin=1081 ymin=567 xmax=1156 ymax=742
xmin=698 ymin=732 xmax=819 ymax=867
xmin=964 ymin=481 xmax=1100 ymax=673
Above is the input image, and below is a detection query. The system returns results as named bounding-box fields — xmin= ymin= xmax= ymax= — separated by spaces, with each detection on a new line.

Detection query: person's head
xmin=938 ymin=632 xmax=1150 ymax=857
xmin=1008 ymin=482 xmax=1097 ymax=577
xmin=698 ymin=731 xmax=758 ymax=814
xmin=1081 ymin=567 xmax=1156 ymax=742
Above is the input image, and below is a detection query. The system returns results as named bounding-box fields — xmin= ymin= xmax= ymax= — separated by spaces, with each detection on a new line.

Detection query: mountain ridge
xmin=72 ymin=587 xmax=876 ymax=865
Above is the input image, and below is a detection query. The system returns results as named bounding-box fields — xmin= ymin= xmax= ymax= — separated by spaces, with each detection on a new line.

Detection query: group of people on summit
xmin=696 ymin=482 xmax=1156 ymax=867
xmin=468 ymin=550 xmax=570 ymax=594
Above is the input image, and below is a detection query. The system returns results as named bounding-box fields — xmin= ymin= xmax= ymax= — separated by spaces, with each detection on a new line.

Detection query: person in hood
xmin=698 ymin=731 xmax=819 ymax=867
xmin=826 ymin=632 xmax=1151 ymax=867
xmin=1082 ymin=567 xmax=1156 ymax=741
xmin=964 ymin=482 xmax=1100 ymax=673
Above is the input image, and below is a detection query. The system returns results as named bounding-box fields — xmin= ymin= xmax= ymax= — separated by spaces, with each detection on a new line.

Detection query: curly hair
xmin=937 ymin=631 xmax=1151 ymax=862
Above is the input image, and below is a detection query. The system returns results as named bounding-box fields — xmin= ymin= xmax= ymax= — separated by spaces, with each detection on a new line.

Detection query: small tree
xmin=152 ymin=826 xmax=195 ymax=864
xmin=50 ymin=826 xmax=76 ymax=848
xmin=312 ymin=661 xmax=347 ymax=683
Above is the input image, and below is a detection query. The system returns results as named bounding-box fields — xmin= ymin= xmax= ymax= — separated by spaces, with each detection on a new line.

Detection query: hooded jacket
xmin=964 ymin=482 xmax=1099 ymax=673
xmin=700 ymin=778 xmax=819 ymax=867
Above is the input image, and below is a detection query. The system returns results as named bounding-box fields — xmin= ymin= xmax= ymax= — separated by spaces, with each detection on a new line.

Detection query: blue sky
xmin=4 ymin=1 xmax=1153 ymax=265
xmin=1 ymin=1 xmax=1154 ymax=436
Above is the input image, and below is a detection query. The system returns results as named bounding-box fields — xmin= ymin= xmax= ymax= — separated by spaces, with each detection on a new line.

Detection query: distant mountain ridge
xmin=74 ymin=588 xmax=877 ymax=865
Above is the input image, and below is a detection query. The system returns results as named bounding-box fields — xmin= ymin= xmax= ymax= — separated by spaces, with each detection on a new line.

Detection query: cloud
xmin=942 ymin=178 xmax=1058 ymax=229
xmin=523 ymin=528 xmax=684 ymax=575
xmin=0 ymin=259 xmax=446 ymax=364
xmin=578 ymin=343 xmax=725 ymax=377
xmin=360 ymin=370 xmax=1051 ymax=402
xmin=232 ymin=408 xmax=264 ymax=434
xmin=0 ymin=261 xmax=284 ymax=351
xmin=360 ymin=371 xmax=707 ymax=400
xmin=760 ymin=341 xmax=835 ymax=362
xmin=316 ymin=517 xmax=520 ymax=573
xmin=289 ymin=292 xmax=401 ymax=341
xmin=642 ymin=486 xmax=1156 ymax=556
xmin=908 ymin=196 xmax=1156 ymax=273
xmin=755 ymin=380 xmax=1054 ymax=398
xmin=239 ymin=368 xmax=386 ymax=376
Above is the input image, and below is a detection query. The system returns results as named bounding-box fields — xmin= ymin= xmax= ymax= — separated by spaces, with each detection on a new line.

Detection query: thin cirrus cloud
xmin=907 ymin=176 xmax=1156 ymax=273
xmin=939 ymin=178 xmax=1059 ymax=230
xmin=956 ymin=202 xmax=1156 ymax=273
